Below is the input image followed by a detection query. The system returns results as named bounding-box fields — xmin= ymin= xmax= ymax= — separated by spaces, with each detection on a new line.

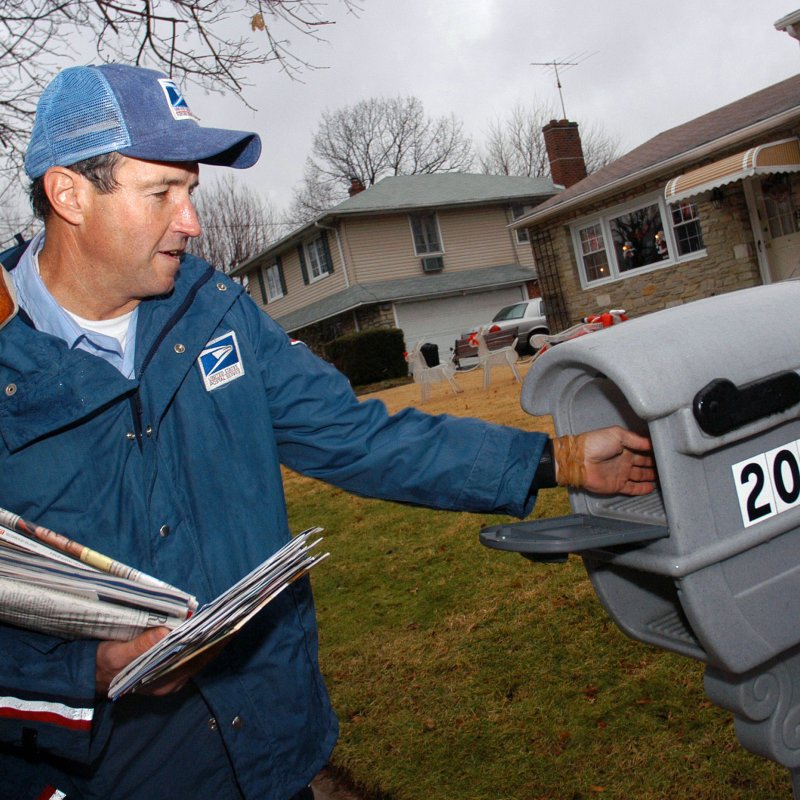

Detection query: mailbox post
xmin=481 ymin=281 xmax=800 ymax=795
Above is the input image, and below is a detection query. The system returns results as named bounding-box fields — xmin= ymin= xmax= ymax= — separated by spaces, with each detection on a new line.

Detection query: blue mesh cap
xmin=24 ymin=64 xmax=262 ymax=179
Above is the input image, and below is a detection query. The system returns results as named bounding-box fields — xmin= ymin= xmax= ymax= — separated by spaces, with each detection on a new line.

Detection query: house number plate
xmin=732 ymin=439 xmax=800 ymax=528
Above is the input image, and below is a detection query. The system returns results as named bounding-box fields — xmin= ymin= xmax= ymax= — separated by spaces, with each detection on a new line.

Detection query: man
xmin=0 ymin=64 xmax=655 ymax=799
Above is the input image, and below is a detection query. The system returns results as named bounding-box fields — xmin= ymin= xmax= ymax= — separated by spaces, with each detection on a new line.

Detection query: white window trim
xmin=304 ymin=237 xmax=331 ymax=283
xmin=264 ymin=263 xmax=284 ymax=302
xmin=570 ymin=191 xmax=708 ymax=290
xmin=408 ymin=213 xmax=445 ymax=257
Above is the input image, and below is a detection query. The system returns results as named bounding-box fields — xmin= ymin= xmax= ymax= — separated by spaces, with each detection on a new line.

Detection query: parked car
xmin=480 ymin=298 xmax=549 ymax=354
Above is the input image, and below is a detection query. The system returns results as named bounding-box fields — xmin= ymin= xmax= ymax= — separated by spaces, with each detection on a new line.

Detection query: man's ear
xmin=42 ymin=167 xmax=87 ymax=225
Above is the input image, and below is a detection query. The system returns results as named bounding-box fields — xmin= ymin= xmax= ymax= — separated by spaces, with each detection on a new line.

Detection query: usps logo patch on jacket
xmin=198 ymin=331 xmax=245 ymax=391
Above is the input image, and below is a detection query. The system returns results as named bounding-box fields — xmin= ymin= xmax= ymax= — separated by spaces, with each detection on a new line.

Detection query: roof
xmin=514 ymin=72 xmax=800 ymax=228
xmin=233 ymin=172 xmax=557 ymax=275
xmin=271 ymin=263 xmax=537 ymax=332
xmin=331 ymin=172 xmax=557 ymax=215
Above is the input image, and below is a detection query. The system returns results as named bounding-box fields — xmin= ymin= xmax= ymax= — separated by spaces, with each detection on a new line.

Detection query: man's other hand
xmin=554 ymin=426 xmax=656 ymax=495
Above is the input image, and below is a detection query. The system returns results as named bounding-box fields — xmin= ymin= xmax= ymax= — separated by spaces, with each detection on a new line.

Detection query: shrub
xmin=325 ymin=328 xmax=407 ymax=386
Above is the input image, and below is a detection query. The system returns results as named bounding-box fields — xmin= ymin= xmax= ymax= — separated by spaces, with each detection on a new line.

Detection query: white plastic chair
xmin=407 ymin=341 xmax=461 ymax=402
xmin=474 ymin=327 xmax=521 ymax=390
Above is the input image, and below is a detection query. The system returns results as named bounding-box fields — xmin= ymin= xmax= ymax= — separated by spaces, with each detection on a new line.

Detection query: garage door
xmin=394 ymin=286 xmax=526 ymax=360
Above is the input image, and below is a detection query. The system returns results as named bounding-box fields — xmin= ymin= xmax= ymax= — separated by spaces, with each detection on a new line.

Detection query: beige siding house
xmin=232 ymin=173 xmax=557 ymax=357
xmin=512 ymin=74 xmax=800 ymax=333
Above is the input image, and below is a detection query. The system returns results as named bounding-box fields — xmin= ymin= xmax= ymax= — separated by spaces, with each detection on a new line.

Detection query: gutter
xmin=512 ymin=107 xmax=800 ymax=228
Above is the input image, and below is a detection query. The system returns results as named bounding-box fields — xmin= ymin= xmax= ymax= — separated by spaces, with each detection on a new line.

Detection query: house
xmin=511 ymin=73 xmax=800 ymax=333
xmin=232 ymin=173 xmax=558 ymax=357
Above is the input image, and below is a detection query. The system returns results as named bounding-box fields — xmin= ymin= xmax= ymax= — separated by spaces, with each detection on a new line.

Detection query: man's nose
xmin=175 ymin=198 xmax=202 ymax=238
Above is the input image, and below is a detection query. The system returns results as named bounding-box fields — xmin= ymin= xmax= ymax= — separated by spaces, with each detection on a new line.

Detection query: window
xmin=409 ymin=213 xmax=442 ymax=255
xmin=298 ymin=233 xmax=334 ymax=284
xmin=762 ymin=174 xmax=797 ymax=239
xmin=265 ymin=263 xmax=284 ymax=301
xmin=305 ymin=237 xmax=328 ymax=280
xmin=255 ymin=259 xmax=286 ymax=303
xmin=609 ymin=202 xmax=666 ymax=272
xmin=671 ymin=201 xmax=705 ymax=256
xmin=577 ymin=223 xmax=610 ymax=283
xmin=571 ymin=194 xmax=706 ymax=287
xmin=512 ymin=205 xmax=534 ymax=243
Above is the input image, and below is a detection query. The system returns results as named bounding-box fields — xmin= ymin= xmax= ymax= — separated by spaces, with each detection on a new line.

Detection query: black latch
xmin=693 ymin=371 xmax=800 ymax=437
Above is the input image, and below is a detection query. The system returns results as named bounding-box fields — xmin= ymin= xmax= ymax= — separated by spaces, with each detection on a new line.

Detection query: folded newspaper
xmin=0 ymin=507 xmax=328 ymax=699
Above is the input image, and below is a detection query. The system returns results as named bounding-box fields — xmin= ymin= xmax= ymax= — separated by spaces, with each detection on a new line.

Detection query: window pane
xmin=584 ymin=251 xmax=610 ymax=282
xmin=609 ymin=203 xmax=665 ymax=272
xmin=306 ymin=237 xmax=326 ymax=278
xmin=763 ymin=175 xmax=797 ymax=239
xmin=266 ymin=265 xmax=283 ymax=300
xmin=670 ymin=202 xmax=704 ymax=256
xmin=578 ymin=224 xmax=610 ymax=282
xmin=493 ymin=303 xmax=527 ymax=321
xmin=410 ymin=214 xmax=441 ymax=254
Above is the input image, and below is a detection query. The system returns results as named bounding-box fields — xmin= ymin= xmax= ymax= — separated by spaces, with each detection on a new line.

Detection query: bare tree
xmin=188 ymin=173 xmax=279 ymax=273
xmin=288 ymin=95 xmax=474 ymax=221
xmin=479 ymin=101 xmax=621 ymax=178
xmin=0 ymin=0 xmax=360 ymax=203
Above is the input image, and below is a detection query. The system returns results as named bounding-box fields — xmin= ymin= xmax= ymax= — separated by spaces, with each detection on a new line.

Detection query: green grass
xmin=284 ymin=473 xmax=789 ymax=799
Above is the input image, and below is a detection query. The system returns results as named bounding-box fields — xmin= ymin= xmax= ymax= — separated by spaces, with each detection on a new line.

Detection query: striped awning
xmin=664 ymin=138 xmax=800 ymax=203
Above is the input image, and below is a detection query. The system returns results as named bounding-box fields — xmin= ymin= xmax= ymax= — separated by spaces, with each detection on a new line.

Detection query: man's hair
xmin=29 ymin=151 xmax=122 ymax=220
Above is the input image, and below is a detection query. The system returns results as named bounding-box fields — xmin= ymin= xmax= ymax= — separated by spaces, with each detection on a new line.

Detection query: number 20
xmin=734 ymin=445 xmax=800 ymax=527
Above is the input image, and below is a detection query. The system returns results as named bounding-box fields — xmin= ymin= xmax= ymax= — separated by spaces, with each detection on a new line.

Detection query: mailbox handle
xmin=693 ymin=371 xmax=800 ymax=437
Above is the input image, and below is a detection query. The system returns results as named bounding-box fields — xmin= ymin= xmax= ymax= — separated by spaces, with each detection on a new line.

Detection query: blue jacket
xmin=0 ymin=246 xmax=546 ymax=799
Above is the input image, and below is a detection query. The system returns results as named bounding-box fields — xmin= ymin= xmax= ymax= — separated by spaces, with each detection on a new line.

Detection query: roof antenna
xmin=530 ymin=52 xmax=596 ymax=119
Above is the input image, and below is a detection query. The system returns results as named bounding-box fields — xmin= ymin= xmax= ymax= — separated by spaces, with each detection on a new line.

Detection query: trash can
xmin=420 ymin=342 xmax=440 ymax=368
xmin=480 ymin=280 xmax=800 ymax=793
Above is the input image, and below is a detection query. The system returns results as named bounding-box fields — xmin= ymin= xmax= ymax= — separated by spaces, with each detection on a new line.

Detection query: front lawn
xmin=285 ymin=365 xmax=787 ymax=799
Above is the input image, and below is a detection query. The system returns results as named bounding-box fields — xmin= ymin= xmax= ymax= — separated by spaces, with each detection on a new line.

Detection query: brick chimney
xmin=348 ymin=176 xmax=366 ymax=196
xmin=542 ymin=119 xmax=587 ymax=188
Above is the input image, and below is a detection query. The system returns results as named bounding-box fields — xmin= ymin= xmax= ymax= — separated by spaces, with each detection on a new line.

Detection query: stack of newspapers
xmin=0 ymin=507 xmax=327 ymax=699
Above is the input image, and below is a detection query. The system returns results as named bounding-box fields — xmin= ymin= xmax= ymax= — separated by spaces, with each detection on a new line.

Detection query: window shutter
xmin=256 ymin=268 xmax=268 ymax=304
xmin=320 ymin=232 xmax=334 ymax=274
xmin=276 ymin=256 xmax=287 ymax=294
xmin=297 ymin=245 xmax=309 ymax=285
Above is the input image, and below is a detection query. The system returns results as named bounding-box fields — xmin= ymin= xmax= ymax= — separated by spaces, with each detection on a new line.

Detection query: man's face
xmin=80 ymin=156 xmax=201 ymax=311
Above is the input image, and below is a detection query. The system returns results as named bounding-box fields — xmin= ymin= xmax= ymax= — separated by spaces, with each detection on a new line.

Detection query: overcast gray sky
xmin=186 ymin=0 xmax=799 ymax=217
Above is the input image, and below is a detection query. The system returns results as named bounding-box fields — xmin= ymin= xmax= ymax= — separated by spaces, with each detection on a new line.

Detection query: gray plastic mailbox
xmin=480 ymin=280 xmax=800 ymax=795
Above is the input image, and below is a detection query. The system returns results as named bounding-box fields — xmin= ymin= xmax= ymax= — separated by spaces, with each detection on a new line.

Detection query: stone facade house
xmin=231 ymin=173 xmax=557 ymax=356
xmin=512 ymin=74 xmax=800 ymax=332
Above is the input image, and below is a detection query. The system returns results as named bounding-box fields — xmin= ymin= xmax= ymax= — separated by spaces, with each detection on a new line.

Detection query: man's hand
xmin=96 ymin=626 xmax=228 ymax=697
xmin=96 ymin=627 xmax=178 ymax=696
xmin=553 ymin=426 xmax=656 ymax=495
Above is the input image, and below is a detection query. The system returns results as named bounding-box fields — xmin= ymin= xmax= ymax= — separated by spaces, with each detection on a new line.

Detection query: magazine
xmin=0 ymin=507 xmax=328 ymax=699
xmin=108 ymin=528 xmax=327 ymax=699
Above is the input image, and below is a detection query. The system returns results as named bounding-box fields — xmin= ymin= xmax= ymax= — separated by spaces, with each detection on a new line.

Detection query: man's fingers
xmin=616 ymin=428 xmax=653 ymax=454
xmin=132 ymin=626 xmax=170 ymax=656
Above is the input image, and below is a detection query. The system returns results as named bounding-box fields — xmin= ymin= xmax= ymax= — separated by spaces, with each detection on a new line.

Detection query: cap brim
xmin=120 ymin=127 xmax=261 ymax=169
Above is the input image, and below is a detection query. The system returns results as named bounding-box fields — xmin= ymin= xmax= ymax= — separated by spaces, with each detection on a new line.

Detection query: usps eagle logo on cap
xmin=198 ymin=331 xmax=245 ymax=391
xmin=158 ymin=78 xmax=199 ymax=121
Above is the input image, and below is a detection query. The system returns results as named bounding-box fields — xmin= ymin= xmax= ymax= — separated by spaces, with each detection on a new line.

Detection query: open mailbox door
xmin=481 ymin=280 xmax=800 ymax=795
